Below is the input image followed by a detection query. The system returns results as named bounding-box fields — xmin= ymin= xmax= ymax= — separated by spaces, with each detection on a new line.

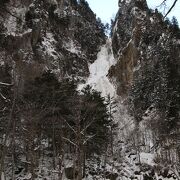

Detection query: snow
xmin=113 ymin=20 xmax=118 ymax=33
xmin=64 ymin=159 xmax=74 ymax=168
xmin=177 ymin=39 xmax=180 ymax=45
xmin=1 ymin=172 xmax=5 ymax=180
xmin=19 ymin=173 xmax=32 ymax=180
xmin=0 ymin=60 xmax=4 ymax=66
xmin=140 ymin=152 xmax=155 ymax=166
xmin=131 ymin=7 xmax=146 ymax=20
xmin=120 ymin=0 xmax=132 ymax=4
xmin=78 ymin=39 xmax=117 ymax=97
xmin=42 ymin=32 xmax=60 ymax=60
xmin=4 ymin=7 xmax=27 ymax=35
xmin=0 ymin=82 xmax=12 ymax=86
xmin=64 ymin=39 xmax=82 ymax=56
xmin=4 ymin=15 xmax=17 ymax=35
xmin=46 ymin=0 xmax=58 ymax=5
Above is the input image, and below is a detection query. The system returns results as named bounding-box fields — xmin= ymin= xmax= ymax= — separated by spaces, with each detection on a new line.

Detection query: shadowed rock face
xmin=109 ymin=39 xmax=139 ymax=96
xmin=109 ymin=0 xmax=180 ymax=97
xmin=0 ymin=0 xmax=106 ymax=89
xmin=0 ymin=0 xmax=180 ymax=179
xmin=110 ymin=0 xmax=180 ymax=167
xmin=109 ymin=0 xmax=147 ymax=96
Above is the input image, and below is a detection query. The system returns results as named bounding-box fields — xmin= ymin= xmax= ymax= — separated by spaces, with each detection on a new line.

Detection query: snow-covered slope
xmin=78 ymin=39 xmax=116 ymax=97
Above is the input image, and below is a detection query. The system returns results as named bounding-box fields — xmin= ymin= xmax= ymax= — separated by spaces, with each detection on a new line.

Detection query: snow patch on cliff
xmin=4 ymin=7 xmax=27 ymax=35
xmin=42 ymin=32 xmax=60 ymax=60
xmin=78 ymin=39 xmax=116 ymax=97
xmin=140 ymin=152 xmax=155 ymax=166
xmin=64 ymin=39 xmax=82 ymax=56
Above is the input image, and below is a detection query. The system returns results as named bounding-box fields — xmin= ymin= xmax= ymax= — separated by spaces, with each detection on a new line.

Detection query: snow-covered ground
xmin=77 ymin=39 xmax=179 ymax=180
xmin=78 ymin=39 xmax=117 ymax=97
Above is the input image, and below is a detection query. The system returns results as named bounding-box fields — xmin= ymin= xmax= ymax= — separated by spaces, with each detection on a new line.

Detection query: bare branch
xmin=164 ymin=0 xmax=178 ymax=18
xmin=80 ymin=118 xmax=94 ymax=135
xmin=0 ymin=82 xmax=13 ymax=86
xmin=119 ymin=120 xmax=134 ymax=131
xmin=0 ymin=92 xmax=7 ymax=100
xmin=62 ymin=117 xmax=77 ymax=135
xmin=158 ymin=0 xmax=167 ymax=7
xmin=62 ymin=137 xmax=77 ymax=147
xmin=0 ymin=107 xmax=7 ymax=112
xmin=83 ymin=134 xmax=96 ymax=145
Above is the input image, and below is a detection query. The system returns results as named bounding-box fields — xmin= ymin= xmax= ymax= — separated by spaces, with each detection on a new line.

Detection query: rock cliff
xmin=0 ymin=0 xmax=180 ymax=179
xmin=0 ymin=0 xmax=105 ymax=87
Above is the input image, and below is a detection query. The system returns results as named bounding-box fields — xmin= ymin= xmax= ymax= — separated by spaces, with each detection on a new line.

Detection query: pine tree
xmin=79 ymin=85 xmax=115 ymax=156
xmin=171 ymin=16 xmax=180 ymax=37
xmin=18 ymin=71 xmax=77 ymax=176
xmin=105 ymin=94 xmax=118 ymax=155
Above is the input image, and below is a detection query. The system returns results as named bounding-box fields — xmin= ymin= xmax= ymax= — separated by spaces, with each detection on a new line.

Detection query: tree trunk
xmin=82 ymin=146 xmax=86 ymax=178
xmin=58 ymin=119 xmax=64 ymax=180
xmin=52 ymin=119 xmax=56 ymax=170
xmin=11 ymin=119 xmax=16 ymax=180
xmin=76 ymin=111 xmax=83 ymax=180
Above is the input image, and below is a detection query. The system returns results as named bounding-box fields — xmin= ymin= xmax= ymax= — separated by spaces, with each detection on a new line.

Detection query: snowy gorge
xmin=78 ymin=39 xmax=117 ymax=97
xmin=0 ymin=0 xmax=180 ymax=179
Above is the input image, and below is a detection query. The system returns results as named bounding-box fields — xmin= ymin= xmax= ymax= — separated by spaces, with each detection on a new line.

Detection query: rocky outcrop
xmin=109 ymin=0 xmax=148 ymax=96
xmin=109 ymin=0 xmax=180 ymax=173
xmin=0 ymin=0 xmax=106 ymax=88
xmin=109 ymin=39 xmax=138 ymax=96
xmin=64 ymin=166 xmax=78 ymax=179
xmin=0 ymin=0 xmax=180 ymax=179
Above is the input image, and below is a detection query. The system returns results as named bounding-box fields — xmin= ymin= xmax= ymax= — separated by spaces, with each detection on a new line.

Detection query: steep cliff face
xmin=0 ymin=1 xmax=109 ymax=179
xmin=110 ymin=0 xmax=180 ymax=95
xmin=0 ymin=0 xmax=105 ymax=87
xmin=109 ymin=0 xmax=148 ymax=96
xmin=1 ymin=0 xmax=180 ymax=179
xmin=109 ymin=0 xmax=180 ymax=173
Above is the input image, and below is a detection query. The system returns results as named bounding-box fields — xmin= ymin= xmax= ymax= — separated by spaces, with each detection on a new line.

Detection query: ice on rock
xmin=78 ymin=39 xmax=117 ymax=97
xmin=140 ymin=152 xmax=155 ymax=166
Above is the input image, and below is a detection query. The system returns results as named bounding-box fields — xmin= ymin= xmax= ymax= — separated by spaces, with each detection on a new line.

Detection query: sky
xmin=86 ymin=0 xmax=180 ymax=24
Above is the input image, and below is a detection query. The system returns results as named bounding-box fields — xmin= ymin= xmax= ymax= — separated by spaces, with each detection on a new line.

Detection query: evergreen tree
xmin=18 ymin=71 xmax=77 ymax=174
xmin=170 ymin=16 xmax=180 ymax=37
xmin=80 ymin=85 xmax=111 ymax=155
xmin=79 ymin=0 xmax=89 ymax=7
xmin=105 ymin=94 xmax=118 ymax=155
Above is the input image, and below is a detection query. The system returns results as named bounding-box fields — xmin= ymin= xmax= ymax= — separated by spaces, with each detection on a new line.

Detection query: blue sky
xmin=86 ymin=0 xmax=180 ymax=24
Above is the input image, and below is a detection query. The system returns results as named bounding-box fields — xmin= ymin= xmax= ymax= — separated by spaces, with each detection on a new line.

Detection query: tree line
xmin=0 ymin=71 xmax=117 ymax=179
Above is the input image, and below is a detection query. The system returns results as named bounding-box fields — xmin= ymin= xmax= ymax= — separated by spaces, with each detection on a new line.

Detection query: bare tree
xmin=0 ymin=80 xmax=17 ymax=180
xmin=164 ymin=0 xmax=178 ymax=18
xmin=159 ymin=0 xmax=178 ymax=18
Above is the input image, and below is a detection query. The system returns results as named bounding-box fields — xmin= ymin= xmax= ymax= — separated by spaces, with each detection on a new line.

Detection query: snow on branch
xmin=80 ymin=119 xmax=94 ymax=135
xmin=0 ymin=82 xmax=13 ymax=86
xmin=62 ymin=117 xmax=77 ymax=135
xmin=83 ymin=134 xmax=96 ymax=145
xmin=62 ymin=137 xmax=78 ymax=147
xmin=0 ymin=92 xmax=7 ymax=100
